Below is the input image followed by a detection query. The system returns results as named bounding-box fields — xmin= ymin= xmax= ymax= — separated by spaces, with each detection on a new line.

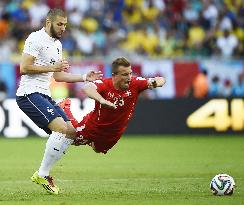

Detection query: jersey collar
xmin=41 ymin=27 xmax=57 ymax=42
xmin=110 ymin=78 xmax=131 ymax=96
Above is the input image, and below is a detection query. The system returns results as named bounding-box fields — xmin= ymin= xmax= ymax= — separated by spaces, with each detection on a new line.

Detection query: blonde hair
xmin=112 ymin=57 xmax=131 ymax=74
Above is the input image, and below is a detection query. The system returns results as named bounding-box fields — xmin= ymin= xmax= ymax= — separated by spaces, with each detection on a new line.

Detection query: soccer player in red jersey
xmin=60 ymin=57 xmax=166 ymax=154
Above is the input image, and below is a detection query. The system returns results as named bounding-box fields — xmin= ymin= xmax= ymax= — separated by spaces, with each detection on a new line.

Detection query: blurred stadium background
xmin=0 ymin=0 xmax=244 ymax=204
xmin=1 ymin=0 xmax=244 ymax=135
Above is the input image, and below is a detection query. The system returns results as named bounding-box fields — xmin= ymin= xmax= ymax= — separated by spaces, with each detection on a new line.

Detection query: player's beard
xmin=50 ymin=24 xmax=61 ymax=39
xmin=121 ymin=81 xmax=129 ymax=90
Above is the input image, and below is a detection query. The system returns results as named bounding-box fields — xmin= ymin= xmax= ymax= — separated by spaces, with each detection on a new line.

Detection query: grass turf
xmin=0 ymin=135 xmax=243 ymax=205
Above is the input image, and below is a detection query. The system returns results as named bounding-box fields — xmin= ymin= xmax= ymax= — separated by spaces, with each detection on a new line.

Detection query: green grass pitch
xmin=0 ymin=135 xmax=243 ymax=205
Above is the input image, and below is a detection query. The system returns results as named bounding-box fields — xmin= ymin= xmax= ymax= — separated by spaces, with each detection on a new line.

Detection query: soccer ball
xmin=210 ymin=174 xmax=235 ymax=196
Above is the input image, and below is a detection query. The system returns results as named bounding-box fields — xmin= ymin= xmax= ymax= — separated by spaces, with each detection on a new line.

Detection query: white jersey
xmin=16 ymin=28 xmax=62 ymax=96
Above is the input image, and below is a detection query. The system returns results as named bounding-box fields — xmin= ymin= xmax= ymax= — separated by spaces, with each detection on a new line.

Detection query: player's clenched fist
xmin=53 ymin=60 xmax=70 ymax=72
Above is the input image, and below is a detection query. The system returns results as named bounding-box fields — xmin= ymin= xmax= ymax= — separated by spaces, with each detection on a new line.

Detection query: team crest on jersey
xmin=125 ymin=90 xmax=131 ymax=97
xmin=108 ymin=92 xmax=114 ymax=98
xmin=121 ymin=90 xmax=132 ymax=98
xmin=50 ymin=58 xmax=56 ymax=65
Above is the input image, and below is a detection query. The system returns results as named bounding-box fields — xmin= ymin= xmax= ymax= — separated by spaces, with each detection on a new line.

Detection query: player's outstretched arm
xmin=148 ymin=77 xmax=166 ymax=89
xmin=20 ymin=54 xmax=69 ymax=74
xmin=53 ymin=70 xmax=103 ymax=83
xmin=83 ymin=83 xmax=117 ymax=109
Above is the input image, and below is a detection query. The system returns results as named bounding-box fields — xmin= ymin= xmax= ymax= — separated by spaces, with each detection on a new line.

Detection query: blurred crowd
xmin=0 ymin=0 xmax=244 ymax=100
xmin=0 ymin=0 xmax=244 ymax=60
xmin=189 ymin=70 xmax=244 ymax=99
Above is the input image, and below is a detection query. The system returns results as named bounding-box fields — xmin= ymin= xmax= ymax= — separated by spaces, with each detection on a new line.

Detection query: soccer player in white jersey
xmin=16 ymin=8 xmax=101 ymax=195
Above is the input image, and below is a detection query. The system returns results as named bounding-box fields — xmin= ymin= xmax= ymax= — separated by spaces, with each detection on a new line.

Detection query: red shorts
xmin=75 ymin=121 xmax=121 ymax=154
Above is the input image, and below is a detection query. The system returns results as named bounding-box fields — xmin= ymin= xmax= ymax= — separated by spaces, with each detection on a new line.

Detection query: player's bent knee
xmin=66 ymin=121 xmax=76 ymax=139
xmin=90 ymin=142 xmax=105 ymax=154
xmin=48 ymin=117 xmax=68 ymax=134
xmin=93 ymin=148 xmax=100 ymax=153
xmin=53 ymin=124 xmax=68 ymax=135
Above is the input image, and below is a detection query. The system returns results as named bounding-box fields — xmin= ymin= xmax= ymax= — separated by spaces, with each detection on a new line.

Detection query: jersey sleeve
xmin=90 ymin=79 xmax=106 ymax=94
xmin=23 ymin=34 xmax=40 ymax=58
xmin=134 ymin=77 xmax=149 ymax=93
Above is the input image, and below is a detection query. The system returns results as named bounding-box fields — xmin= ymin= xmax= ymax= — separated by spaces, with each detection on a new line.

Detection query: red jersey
xmin=79 ymin=77 xmax=148 ymax=142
